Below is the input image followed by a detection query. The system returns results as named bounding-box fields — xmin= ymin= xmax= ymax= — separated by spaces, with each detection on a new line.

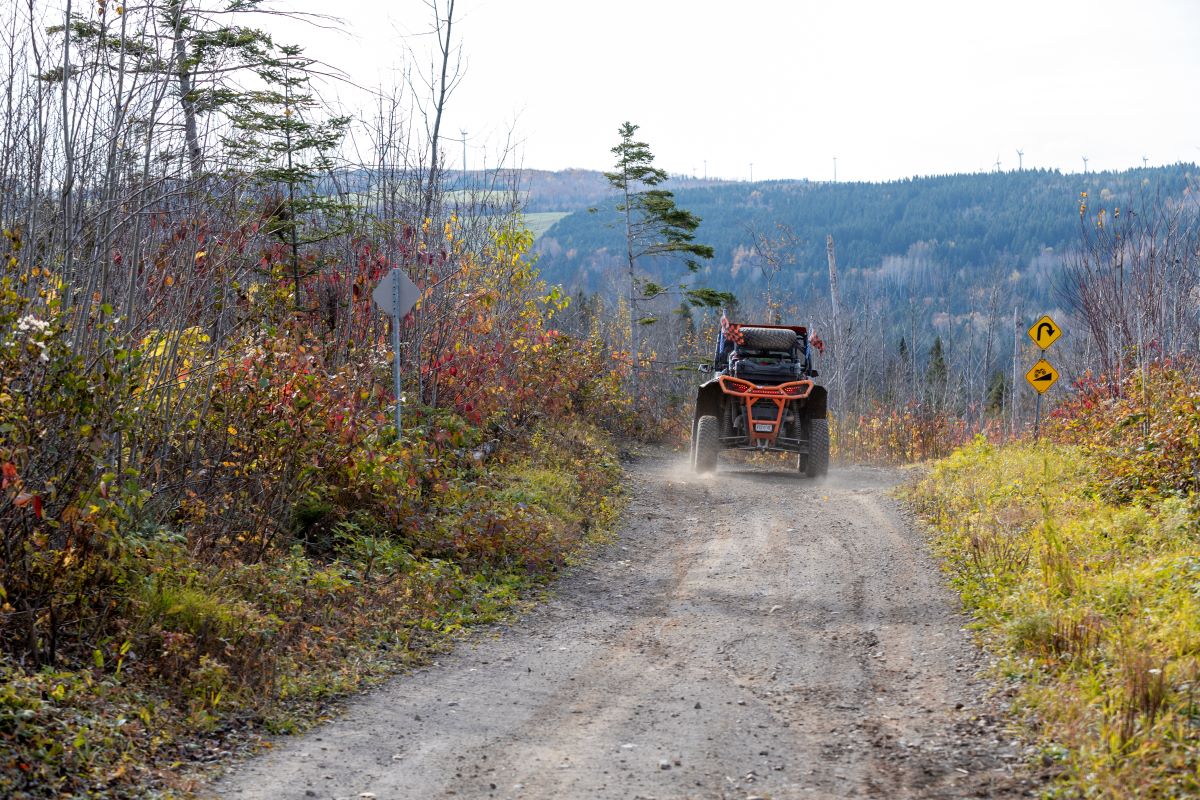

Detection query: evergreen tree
xmin=894 ymin=336 xmax=911 ymax=401
xmin=674 ymin=301 xmax=696 ymax=336
xmin=604 ymin=121 xmax=714 ymax=393
xmin=223 ymin=46 xmax=351 ymax=310
xmin=985 ymin=370 xmax=1006 ymax=416
xmin=925 ymin=336 xmax=948 ymax=407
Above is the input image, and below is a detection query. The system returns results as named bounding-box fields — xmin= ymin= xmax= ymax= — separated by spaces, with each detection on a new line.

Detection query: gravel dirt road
xmin=212 ymin=451 xmax=1035 ymax=800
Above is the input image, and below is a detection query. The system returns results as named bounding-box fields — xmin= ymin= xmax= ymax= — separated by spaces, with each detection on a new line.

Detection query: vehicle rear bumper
xmin=717 ymin=376 xmax=814 ymax=447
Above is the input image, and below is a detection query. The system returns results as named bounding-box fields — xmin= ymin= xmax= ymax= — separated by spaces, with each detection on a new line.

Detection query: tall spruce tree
xmin=985 ymin=370 xmax=1006 ymax=416
xmin=604 ymin=121 xmax=715 ymax=395
xmin=223 ymin=46 xmax=350 ymax=311
xmin=925 ymin=336 xmax=948 ymax=408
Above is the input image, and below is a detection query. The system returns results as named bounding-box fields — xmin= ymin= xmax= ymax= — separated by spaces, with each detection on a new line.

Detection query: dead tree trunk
xmin=1010 ymin=306 xmax=1019 ymax=437
xmin=170 ymin=4 xmax=203 ymax=180
xmin=421 ymin=0 xmax=455 ymax=226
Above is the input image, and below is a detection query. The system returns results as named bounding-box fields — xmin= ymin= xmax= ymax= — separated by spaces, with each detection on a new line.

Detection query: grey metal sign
xmin=372 ymin=268 xmax=420 ymax=319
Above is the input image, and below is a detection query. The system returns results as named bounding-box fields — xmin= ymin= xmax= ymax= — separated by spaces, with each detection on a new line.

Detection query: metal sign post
xmin=372 ymin=268 xmax=420 ymax=440
xmin=392 ymin=276 xmax=403 ymax=436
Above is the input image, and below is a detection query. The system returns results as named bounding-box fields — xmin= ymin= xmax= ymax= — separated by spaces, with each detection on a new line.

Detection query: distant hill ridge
xmin=520 ymin=168 xmax=732 ymax=213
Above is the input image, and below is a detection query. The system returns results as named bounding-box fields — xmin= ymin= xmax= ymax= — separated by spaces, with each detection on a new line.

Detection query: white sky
xmin=276 ymin=0 xmax=1200 ymax=182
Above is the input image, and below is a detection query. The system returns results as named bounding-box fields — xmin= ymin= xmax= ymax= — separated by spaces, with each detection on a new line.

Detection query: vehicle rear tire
xmin=805 ymin=418 xmax=830 ymax=478
xmin=694 ymin=415 xmax=720 ymax=474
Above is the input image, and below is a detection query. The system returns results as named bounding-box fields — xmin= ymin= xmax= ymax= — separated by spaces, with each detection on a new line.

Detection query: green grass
xmin=523 ymin=211 xmax=569 ymax=240
xmin=909 ymin=439 xmax=1200 ymax=798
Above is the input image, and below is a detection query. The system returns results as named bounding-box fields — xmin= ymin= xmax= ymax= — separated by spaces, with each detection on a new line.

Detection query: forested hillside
xmin=533 ymin=164 xmax=1198 ymax=310
xmin=526 ymin=162 xmax=1200 ymax=436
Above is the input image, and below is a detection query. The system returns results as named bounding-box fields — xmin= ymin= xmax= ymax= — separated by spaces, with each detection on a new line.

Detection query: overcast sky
xmin=277 ymin=0 xmax=1200 ymax=183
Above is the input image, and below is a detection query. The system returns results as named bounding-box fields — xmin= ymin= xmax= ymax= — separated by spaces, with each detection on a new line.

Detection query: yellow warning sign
xmin=1028 ymin=315 xmax=1062 ymax=350
xmin=1025 ymin=359 xmax=1059 ymax=393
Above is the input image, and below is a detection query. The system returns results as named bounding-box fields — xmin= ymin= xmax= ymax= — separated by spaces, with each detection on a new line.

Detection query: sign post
xmin=1025 ymin=315 xmax=1063 ymax=441
xmin=372 ymin=268 xmax=420 ymax=439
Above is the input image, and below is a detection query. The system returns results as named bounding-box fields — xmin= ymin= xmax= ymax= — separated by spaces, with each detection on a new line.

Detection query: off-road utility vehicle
xmin=690 ymin=321 xmax=829 ymax=476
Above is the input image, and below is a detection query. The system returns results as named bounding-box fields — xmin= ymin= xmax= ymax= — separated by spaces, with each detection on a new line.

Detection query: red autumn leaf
xmin=1 ymin=462 xmax=16 ymax=489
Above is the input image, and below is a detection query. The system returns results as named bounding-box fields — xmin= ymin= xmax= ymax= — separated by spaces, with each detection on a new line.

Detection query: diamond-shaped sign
xmin=1027 ymin=315 xmax=1062 ymax=350
xmin=372 ymin=268 xmax=420 ymax=319
xmin=1025 ymin=359 xmax=1059 ymax=394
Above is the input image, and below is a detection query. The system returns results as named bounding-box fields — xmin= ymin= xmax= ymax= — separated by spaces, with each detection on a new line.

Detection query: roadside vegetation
xmin=0 ymin=2 xmax=632 ymax=797
xmin=0 ymin=172 xmax=629 ymax=797
xmin=2 ymin=362 xmax=621 ymax=799
xmin=911 ymin=361 xmax=1200 ymax=798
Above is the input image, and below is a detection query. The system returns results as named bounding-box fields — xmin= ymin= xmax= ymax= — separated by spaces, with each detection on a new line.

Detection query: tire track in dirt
xmin=210 ymin=450 xmax=1036 ymax=800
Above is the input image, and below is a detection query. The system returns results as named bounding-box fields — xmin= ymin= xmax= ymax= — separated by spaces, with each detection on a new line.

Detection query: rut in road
xmin=212 ymin=451 xmax=1034 ymax=800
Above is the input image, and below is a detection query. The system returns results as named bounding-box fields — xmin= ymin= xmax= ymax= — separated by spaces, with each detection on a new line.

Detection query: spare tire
xmin=739 ymin=326 xmax=798 ymax=351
